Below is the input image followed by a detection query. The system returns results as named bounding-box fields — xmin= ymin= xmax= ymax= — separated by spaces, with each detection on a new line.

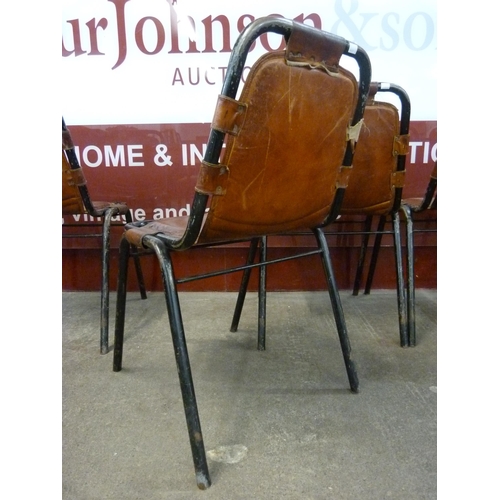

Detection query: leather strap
xmin=63 ymin=164 xmax=86 ymax=186
xmin=393 ymin=134 xmax=410 ymax=156
xmin=391 ymin=170 xmax=406 ymax=188
xmin=286 ymin=22 xmax=346 ymax=74
xmin=336 ymin=165 xmax=352 ymax=188
xmin=195 ymin=160 xmax=230 ymax=195
xmin=211 ymin=95 xmax=247 ymax=136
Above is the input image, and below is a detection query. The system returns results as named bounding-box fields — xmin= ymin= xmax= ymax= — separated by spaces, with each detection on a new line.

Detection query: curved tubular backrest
xmin=163 ymin=17 xmax=371 ymax=250
xmin=340 ymin=82 xmax=411 ymax=215
xmin=62 ymin=117 xmax=95 ymax=215
xmin=379 ymin=83 xmax=411 ymax=213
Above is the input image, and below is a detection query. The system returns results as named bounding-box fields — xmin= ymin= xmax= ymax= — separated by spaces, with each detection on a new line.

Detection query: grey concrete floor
xmin=62 ymin=289 xmax=437 ymax=499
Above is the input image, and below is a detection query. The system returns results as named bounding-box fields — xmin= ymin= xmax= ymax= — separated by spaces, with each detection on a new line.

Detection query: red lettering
xmin=294 ymin=13 xmax=322 ymax=29
xmin=62 ymin=7 xmax=324 ymax=69
xmin=62 ymin=19 xmax=86 ymax=57
xmin=135 ymin=17 xmax=166 ymax=55
xmin=108 ymin=0 xmax=131 ymax=70
xmin=86 ymin=18 xmax=108 ymax=55
xmin=201 ymin=15 xmax=231 ymax=53
xmin=168 ymin=5 xmax=199 ymax=54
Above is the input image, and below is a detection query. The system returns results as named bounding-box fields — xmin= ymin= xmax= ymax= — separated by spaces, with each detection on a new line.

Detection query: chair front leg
xmin=144 ymin=236 xmax=211 ymax=490
xmin=101 ymin=207 xmax=119 ymax=354
xmin=113 ymin=235 xmax=131 ymax=371
xmin=392 ymin=211 xmax=409 ymax=347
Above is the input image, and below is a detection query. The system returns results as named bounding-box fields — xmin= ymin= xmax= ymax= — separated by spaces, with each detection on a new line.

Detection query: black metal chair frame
xmin=112 ymin=17 xmax=371 ymax=489
xmin=62 ymin=118 xmax=147 ymax=354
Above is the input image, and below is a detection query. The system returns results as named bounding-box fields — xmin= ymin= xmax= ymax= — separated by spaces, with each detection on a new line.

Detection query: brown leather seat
xmin=62 ymin=118 xmax=146 ymax=354
xmin=111 ymin=17 xmax=371 ymax=489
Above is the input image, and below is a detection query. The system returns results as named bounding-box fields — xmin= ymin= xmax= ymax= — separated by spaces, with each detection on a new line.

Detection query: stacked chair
xmin=398 ymin=162 xmax=437 ymax=345
xmin=334 ymin=82 xmax=411 ymax=346
xmin=358 ymin=162 xmax=437 ymax=346
xmin=339 ymin=99 xmax=436 ymax=347
xmin=232 ymin=82 xmax=412 ymax=347
xmin=111 ymin=17 xmax=371 ymax=489
xmin=62 ymin=118 xmax=147 ymax=354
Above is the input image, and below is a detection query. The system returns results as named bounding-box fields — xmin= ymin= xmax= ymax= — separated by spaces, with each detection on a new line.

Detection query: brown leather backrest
xmin=196 ymin=49 xmax=358 ymax=244
xmin=62 ymin=128 xmax=87 ymax=215
xmin=341 ymin=100 xmax=403 ymax=215
xmin=62 ymin=150 xmax=87 ymax=215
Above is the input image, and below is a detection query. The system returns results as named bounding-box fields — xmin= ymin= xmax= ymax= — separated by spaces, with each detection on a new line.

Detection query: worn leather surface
xmin=63 ymin=140 xmax=130 ymax=217
xmin=62 ymin=151 xmax=87 ymax=215
xmin=125 ymin=27 xmax=358 ymax=248
xmin=197 ymin=51 xmax=357 ymax=244
xmin=341 ymin=101 xmax=403 ymax=215
xmin=286 ymin=22 xmax=345 ymax=73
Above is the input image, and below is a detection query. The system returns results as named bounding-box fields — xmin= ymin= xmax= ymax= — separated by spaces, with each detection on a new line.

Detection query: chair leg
xmin=142 ymin=236 xmax=211 ymax=490
xmin=313 ymin=228 xmax=359 ymax=393
xmin=401 ymin=205 xmax=416 ymax=346
xmin=257 ymin=236 xmax=267 ymax=351
xmin=113 ymin=236 xmax=130 ymax=372
xmin=392 ymin=212 xmax=409 ymax=347
xmin=100 ymin=209 xmax=116 ymax=354
xmin=230 ymin=237 xmax=260 ymax=332
xmin=352 ymin=215 xmax=373 ymax=296
xmin=125 ymin=210 xmax=148 ymax=300
xmin=130 ymin=245 xmax=148 ymax=299
xmin=364 ymin=216 xmax=386 ymax=295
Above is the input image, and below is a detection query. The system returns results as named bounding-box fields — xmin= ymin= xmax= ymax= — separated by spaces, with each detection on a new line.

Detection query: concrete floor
xmin=62 ymin=289 xmax=437 ymax=499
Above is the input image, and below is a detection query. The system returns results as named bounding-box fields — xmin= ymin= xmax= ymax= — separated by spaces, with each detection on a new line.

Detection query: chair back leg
xmin=257 ymin=236 xmax=267 ymax=351
xmin=313 ymin=228 xmax=359 ymax=392
xmin=230 ymin=237 xmax=260 ymax=332
xmin=352 ymin=215 xmax=374 ymax=296
xmin=363 ymin=216 xmax=387 ymax=294
xmin=125 ymin=210 xmax=148 ymax=300
xmin=100 ymin=208 xmax=147 ymax=355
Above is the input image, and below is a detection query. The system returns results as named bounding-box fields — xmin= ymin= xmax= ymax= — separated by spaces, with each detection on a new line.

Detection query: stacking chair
xmin=359 ymin=160 xmax=436 ymax=347
xmin=399 ymin=161 xmax=437 ymax=345
xmin=362 ymin=162 xmax=436 ymax=346
xmin=62 ymin=118 xmax=147 ymax=354
xmin=112 ymin=17 xmax=371 ymax=489
xmin=232 ymin=82 xmax=411 ymax=347
xmin=337 ymin=82 xmax=411 ymax=346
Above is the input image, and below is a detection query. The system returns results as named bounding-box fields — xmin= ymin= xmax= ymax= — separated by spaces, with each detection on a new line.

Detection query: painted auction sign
xmin=62 ymin=0 xmax=437 ymax=247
